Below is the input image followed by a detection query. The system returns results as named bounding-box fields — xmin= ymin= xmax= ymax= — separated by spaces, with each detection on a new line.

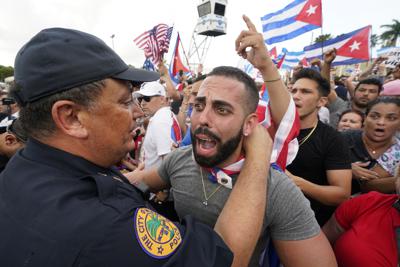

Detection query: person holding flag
xmin=126 ymin=15 xmax=336 ymax=267
xmin=134 ymin=24 xmax=173 ymax=66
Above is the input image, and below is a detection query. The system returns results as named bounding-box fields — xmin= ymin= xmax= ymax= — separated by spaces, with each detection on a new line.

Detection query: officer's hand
xmin=125 ymin=163 xmax=145 ymax=185
xmin=121 ymin=158 xmax=138 ymax=172
xmin=235 ymin=15 xmax=270 ymax=72
xmin=243 ymin=124 xmax=272 ymax=163
xmin=153 ymin=191 xmax=169 ymax=203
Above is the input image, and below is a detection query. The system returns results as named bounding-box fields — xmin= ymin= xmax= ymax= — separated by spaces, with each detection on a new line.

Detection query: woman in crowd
xmin=337 ymin=109 xmax=364 ymax=131
xmin=341 ymin=96 xmax=400 ymax=194
xmin=322 ymin=167 xmax=400 ymax=267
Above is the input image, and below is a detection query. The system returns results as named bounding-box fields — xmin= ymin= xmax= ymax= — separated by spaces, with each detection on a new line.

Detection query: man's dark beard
xmin=353 ymin=98 xmax=368 ymax=109
xmin=191 ymin=126 xmax=243 ymax=168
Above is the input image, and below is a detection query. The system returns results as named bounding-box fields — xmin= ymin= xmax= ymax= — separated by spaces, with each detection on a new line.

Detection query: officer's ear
xmin=51 ymin=100 xmax=88 ymax=139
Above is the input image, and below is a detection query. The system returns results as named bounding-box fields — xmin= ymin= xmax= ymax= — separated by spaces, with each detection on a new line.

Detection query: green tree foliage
xmin=380 ymin=19 xmax=400 ymax=47
xmin=370 ymin=33 xmax=379 ymax=48
xmin=314 ymin=34 xmax=332 ymax=44
xmin=0 ymin=65 xmax=14 ymax=82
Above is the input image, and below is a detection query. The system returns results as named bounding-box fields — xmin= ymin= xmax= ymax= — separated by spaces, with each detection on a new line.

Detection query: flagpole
xmin=320 ymin=0 xmax=324 ymax=56
xmin=320 ymin=25 xmax=324 ymax=57
xmin=369 ymin=26 xmax=372 ymax=63
xmin=310 ymin=32 xmax=314 ymax=45
xmin=178 ymin=32 xmax=193 ymax=74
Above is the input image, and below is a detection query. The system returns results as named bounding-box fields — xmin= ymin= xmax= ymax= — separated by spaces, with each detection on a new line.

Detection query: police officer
xmin=0 ymin=27 xmax=271 ymax=266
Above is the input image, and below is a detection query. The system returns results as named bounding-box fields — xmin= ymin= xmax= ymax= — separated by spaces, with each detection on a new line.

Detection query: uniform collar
xmin=22 ymin=138 xmax=116 ymax=178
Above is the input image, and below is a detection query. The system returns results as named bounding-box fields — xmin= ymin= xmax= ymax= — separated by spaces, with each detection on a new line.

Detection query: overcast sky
xmin=1 ymin=0 xmax=399 ymax=71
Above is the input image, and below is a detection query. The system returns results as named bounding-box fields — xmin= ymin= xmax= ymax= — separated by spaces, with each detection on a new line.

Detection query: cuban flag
xmin=304 ymin=25 xmax=371 ymax=66
xmin=261 ymin=0 xmax=322 ymax=45
xmin=169 ymin=33 xmax=191 ymax=86
xmin=269 ymin=46 xmax=278 ymax=60
xmin=281 ymin=49 xmax=306 ymax=69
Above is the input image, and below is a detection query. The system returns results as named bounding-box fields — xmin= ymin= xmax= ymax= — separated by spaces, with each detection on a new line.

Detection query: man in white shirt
xmin=134 ymin=81 xmax=180 ymax=170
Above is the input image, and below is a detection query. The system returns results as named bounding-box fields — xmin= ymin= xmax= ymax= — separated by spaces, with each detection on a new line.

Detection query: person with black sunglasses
xmin=133 ymin=81 xmax=181 ymax=220
xmin=0 ymin=118 xmax=27 ymax=172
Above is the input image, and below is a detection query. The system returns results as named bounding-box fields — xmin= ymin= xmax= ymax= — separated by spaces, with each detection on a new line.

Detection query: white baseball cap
xmin=133 ymin=81 xmax=166 ymax=98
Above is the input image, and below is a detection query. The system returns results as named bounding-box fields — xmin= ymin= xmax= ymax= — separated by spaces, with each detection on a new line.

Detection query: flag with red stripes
xmin=134 ymin=24 xmax=173 ymax=65
xmin=256 ymin=97 xmax=299 ymax=170
xmin=170 ymin=113 xmax=182 ymax=145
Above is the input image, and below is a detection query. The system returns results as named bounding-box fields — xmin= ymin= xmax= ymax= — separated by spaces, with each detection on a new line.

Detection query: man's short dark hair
xmin=207 ymin=66 xmax=259 ymax=115
xmin=355 ymin=77 xmax=383 ymax=93
xmin=293 ymin=68 xmax=330 ymax=97
xmin=14 ymin=80 xmax=105 ymax=140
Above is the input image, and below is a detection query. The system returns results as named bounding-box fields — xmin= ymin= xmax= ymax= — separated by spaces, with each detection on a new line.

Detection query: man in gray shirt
xmin=127 ymin=16 xmax=336 ymax=267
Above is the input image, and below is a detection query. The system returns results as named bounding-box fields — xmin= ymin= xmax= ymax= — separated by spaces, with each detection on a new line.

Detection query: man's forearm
xmin=296 ymin=177 xmax=350 ymax=206
xmin=214 ymin=155 xmax=268 ymax=266
xmin=259 ymin=59 xmax=290 ymax=126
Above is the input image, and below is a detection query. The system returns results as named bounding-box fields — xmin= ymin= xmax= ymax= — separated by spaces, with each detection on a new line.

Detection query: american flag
xmin=142 ymin=58 xmax=155 ymax=71
xmin=134 ymin=24 xmax=173 ymax=65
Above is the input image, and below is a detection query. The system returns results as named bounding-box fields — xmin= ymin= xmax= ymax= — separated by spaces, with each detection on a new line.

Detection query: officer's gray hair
xmin=18 ymin=80 xmax=106 ymax=139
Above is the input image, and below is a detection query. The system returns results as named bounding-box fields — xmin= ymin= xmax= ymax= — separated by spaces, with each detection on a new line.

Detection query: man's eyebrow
xmin=212 ymin=99 xmax=233 ymax=109
xmin=195 ymin=96 xmax=206 ymax=102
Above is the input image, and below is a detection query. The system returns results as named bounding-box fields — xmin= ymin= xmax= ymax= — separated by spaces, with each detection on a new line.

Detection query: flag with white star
xmin=261 ymin=0 xmax=322 ymax=45
xmin=304 ymin=25 xmax=371 ymax=66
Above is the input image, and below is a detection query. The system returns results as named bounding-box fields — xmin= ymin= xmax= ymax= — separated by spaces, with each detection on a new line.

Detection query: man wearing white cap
xmin=134 ymin=81 xmax=181 ymax=170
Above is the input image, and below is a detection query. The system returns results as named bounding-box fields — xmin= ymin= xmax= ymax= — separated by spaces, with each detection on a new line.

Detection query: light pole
xmin=110 ymin=34 xmax=115 ymax=50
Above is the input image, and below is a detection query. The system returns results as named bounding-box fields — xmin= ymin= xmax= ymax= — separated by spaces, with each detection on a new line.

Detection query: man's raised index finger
xmin=243 ymin=15 xmax=257 ymax=32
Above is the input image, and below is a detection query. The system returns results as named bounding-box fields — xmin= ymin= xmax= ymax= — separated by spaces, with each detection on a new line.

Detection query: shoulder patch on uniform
xmin=134 ymin=207 xmax=182 ymax=259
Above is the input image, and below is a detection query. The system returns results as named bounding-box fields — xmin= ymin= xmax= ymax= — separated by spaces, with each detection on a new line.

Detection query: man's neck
xmin=216 ymin=147 xmax=243 ymax=169
xmin=300 ymin=112 xmax=319 ymax=129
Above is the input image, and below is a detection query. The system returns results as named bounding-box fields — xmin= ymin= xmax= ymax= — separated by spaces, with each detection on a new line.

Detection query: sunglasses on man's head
xmin=137 ymin=95 xmax=154 ymax=103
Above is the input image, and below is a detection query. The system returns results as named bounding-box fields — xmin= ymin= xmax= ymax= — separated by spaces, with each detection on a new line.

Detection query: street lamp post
xmin=110 ymin=34 xmax=115 ymax=50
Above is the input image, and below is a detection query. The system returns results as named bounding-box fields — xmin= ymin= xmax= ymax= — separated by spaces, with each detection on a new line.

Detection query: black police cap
xmin=13 ymin=28 xmax=159 ymax=106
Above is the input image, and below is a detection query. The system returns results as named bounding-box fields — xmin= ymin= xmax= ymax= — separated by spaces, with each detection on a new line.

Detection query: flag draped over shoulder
xmin=261 ymin=0 xmax=322 ymax=45
xmin=257 ymin=98 xmax=300 ymax=170
xmin=134 ymin=24 xmax=173 ymax=65
xmin=169 ymin=33 xmax=191 ymax=86
xmin=304 ymin=25 xmax=371 ymax=66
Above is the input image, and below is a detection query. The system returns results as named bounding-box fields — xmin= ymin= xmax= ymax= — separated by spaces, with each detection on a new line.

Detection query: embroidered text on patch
xmin=134 ymin=208 xmax=182 ymax=258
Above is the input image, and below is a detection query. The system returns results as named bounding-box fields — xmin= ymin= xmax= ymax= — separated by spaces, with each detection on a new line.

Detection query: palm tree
xmin=314 ymin=34 xmax=332 ymax=44
xmin=380 ymin=19 xmax=400 ymax=47
xmin=370 ymin=34 xmax=379 ymax=48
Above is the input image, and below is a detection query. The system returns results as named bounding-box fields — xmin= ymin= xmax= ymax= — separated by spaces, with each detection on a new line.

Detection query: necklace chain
xmin=363 ymin=139 xmax=377 ymax=155
xmin=362 ymin=135 xmax=394 ymax=157
xmin=200 ymin=168 xmax=223 ymax=206
xmin=299 ymin=123 xmax=318 ymax=146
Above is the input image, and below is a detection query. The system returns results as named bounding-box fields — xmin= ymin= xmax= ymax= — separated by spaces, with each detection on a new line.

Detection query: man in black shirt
xmin=286 ymin=68 xmax=352 ymax=225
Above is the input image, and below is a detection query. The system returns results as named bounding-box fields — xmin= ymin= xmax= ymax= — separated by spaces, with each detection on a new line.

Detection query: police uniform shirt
xmin=0 ymin=139 xmax=233 ymax=267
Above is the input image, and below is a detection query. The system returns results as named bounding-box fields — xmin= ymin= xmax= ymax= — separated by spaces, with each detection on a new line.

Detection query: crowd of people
xmin=0 ymin=14 xmax=399 ymax=267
